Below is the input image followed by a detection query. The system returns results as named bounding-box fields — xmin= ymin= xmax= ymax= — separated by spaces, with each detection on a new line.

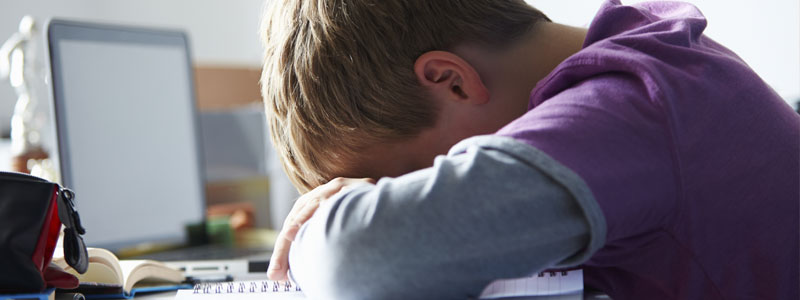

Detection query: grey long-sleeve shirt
xmin=289 ymin=135 xmax=607 ymax=300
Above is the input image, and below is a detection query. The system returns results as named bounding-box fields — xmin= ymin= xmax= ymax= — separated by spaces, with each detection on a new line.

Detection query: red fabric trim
xmin=44 ymin=263 xmax=79 ymax=289
xmin=31 ymin=187 xmax=60 ymax=274
xmin=43 ymin=190 xmax=62 ymax=269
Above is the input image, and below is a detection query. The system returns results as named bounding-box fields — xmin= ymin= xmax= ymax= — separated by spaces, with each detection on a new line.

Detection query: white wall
xmin=0 ymin=0 xmax=266 ymax=134
xmin=529 ymin=0 xmax=800 ymax=104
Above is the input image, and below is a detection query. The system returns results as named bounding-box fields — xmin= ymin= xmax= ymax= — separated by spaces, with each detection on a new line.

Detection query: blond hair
xmin=261 ymin=0 xmax=550 ymax=193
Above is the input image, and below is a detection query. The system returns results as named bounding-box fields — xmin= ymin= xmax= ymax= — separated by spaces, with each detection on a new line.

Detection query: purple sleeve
xmin=496 ymin=73 xmax=679 ymax=245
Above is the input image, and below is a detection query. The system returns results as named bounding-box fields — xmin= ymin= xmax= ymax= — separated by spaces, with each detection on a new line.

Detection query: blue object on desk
xmin=82 ymin=284 xmax=193 ymax=299
xmin=0 ymin=288 xmax=55 ymax=300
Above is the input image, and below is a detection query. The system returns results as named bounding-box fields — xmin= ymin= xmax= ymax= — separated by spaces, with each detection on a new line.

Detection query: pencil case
xmin=0 ymin=171 xmax=88 ymax=293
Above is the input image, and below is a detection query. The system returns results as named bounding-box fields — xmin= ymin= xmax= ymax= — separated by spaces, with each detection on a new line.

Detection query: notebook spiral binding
xmin=192 ymin=280 xmax=303 ymax=294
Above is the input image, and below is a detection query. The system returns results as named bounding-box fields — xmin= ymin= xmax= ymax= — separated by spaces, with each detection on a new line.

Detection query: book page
xmin=53 ymin=247 xmax=124 ymax=285
xmin=119 ymin=260 xmax=184 ymax=293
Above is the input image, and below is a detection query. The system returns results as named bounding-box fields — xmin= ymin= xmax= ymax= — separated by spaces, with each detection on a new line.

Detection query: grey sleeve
xmin=289 ymin=135 xmax=606 ymax=300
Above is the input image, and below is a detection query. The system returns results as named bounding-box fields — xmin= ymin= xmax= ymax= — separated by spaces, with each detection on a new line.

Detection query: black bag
xmin=0 ymin=171 xmax=88 ymax=293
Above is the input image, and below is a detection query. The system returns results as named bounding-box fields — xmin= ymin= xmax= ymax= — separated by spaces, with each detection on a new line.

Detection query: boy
xmin=260 ymin=0 xmax=799 ymax=299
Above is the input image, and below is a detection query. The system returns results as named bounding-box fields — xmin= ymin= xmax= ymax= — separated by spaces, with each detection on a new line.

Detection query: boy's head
xmin=261 ymin=0 xmax=550 ymax=192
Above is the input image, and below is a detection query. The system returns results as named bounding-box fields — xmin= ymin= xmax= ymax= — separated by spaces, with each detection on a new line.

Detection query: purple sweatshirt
xmin=497 ymin=1 xmax=800 ymax=299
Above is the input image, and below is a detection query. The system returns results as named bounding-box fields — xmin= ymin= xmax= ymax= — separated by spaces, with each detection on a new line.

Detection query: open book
xmin=175 ymin=269 xmax=583 ymax=299
xmin=52 ymin=247 xmax=189 ymax=298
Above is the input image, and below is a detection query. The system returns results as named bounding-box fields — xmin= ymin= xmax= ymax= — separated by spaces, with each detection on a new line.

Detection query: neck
xmin=454 ymin=22 xmax=588 ymax=111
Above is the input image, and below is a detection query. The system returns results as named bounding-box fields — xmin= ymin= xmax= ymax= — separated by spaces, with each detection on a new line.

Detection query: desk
xmin=131 ymin=290 xmax=612 ymax=299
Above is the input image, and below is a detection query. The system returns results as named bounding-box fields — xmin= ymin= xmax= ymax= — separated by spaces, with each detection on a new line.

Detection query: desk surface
xmin=133 ymin=290 xmax=612 ymax=299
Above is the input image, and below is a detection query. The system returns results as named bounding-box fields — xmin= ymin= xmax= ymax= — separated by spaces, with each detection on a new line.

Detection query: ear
xmin=414 ymin=51 xmax=489 ymax=105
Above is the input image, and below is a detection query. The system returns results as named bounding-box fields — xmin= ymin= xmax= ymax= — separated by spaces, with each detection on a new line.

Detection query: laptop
xmin=46 ymin=19 xmax=270 ymax=279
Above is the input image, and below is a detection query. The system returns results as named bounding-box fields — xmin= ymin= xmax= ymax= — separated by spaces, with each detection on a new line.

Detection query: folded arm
xmin=289 ymin=135 xmax=606 ymax=300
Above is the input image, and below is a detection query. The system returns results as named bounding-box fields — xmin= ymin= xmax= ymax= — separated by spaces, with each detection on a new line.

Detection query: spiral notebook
xmin=174 ymin=270 xmax=582 ymax=299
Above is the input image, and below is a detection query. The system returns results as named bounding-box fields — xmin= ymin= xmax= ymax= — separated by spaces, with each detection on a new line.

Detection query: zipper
xmin=58 ymin=187 xmax=86 ymax=235
xmin=0 ymin=171 xmax=49 ymax=183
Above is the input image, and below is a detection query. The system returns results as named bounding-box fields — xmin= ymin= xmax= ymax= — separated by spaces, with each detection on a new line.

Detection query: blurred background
xmin=0 ymin=0 xmax=798 ymax=232
xmin=0 ymin=0 xmax=297 ymax=235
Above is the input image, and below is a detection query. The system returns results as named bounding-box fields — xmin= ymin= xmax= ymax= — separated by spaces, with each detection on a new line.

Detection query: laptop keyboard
xmin=136 ymin=245 xmax=271 ymax=261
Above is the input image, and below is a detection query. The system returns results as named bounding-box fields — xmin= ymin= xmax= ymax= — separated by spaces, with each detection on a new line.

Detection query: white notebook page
xmin=175 ymin=281 xmax=304 ymax=300
xmin=478 ymin=269 xmax=583 ymax=299
xmin=174 ymin=269 xmax=583 ymax=299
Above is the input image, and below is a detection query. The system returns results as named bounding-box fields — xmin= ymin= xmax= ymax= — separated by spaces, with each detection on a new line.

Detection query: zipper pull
xmin=59 ymin=188 xmax=86 ymax=235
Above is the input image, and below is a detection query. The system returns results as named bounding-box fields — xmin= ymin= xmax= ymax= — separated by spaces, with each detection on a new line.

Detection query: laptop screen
xmin=48 ymin=20 xmax=205 ymax=251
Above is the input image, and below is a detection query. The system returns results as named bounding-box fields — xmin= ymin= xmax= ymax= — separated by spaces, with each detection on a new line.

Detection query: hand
xmin=267 ymin=177 xmax=375 ymax=281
